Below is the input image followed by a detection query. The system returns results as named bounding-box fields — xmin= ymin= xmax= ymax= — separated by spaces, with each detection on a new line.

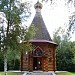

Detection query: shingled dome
xmin=31 ymin=1 xmax=52 ymax=41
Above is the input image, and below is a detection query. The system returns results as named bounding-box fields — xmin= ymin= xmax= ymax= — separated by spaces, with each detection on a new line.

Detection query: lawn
xmin=0 ymin=72 xmax=22 ymax=75
xmin=56 ymin=72 xmax=75 ymax=75
xmin=0 ymin=71 xmax=75 ymax=75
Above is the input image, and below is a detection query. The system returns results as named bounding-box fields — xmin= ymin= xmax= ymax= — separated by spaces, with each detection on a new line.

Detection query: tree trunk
xmin=4 ymin=49 xmax=7 ymax=75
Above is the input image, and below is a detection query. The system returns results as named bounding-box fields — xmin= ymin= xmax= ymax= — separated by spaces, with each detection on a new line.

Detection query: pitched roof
xmin=30 ymin=1 xmax=52 ymax=41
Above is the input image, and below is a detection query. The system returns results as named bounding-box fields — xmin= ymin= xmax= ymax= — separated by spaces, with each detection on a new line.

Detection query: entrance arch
xmin=33 ymin=47 xmax=43 ymax=70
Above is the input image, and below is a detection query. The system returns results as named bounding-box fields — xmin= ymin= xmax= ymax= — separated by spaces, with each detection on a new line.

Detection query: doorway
xmin=33 ymin=57 xmax=42 ymax=70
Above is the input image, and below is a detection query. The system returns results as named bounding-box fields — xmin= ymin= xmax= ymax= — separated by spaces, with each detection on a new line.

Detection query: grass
xmin=0 ymin=71 xmax=75 ymax=75
xmin=56 ymin=72 xmax=75 ymax=75
xmin=0 ymin=72 xmax=22 ymax=75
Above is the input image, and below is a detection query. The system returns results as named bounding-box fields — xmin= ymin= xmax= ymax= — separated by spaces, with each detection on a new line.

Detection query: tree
xmin=53 ymin=28 xmax=74 ymax=71
xmin=42 ymin=0 xmax=75 ymax=4
xmin=7 ymin=49 xmax=20 ymax=70
xmin=0 ymin=0 xmax=32 ymax=75
xmin=71 ymin=42 xmax=75 ymax=60
xmin=0 ymin=50 xmax=4 ymax=71
xmin=68 ymin=13 xmax=75 ymax=34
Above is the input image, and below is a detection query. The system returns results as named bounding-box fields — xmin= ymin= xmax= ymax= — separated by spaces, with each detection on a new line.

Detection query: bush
xmin=8 ymin=59 xmax=20 ymax=70
xmin=56 ymin=49 xmax=74 ymax=71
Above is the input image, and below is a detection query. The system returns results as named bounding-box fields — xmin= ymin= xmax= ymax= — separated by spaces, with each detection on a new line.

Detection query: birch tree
xmin=0 ymin=0 xmax=32 ymax=75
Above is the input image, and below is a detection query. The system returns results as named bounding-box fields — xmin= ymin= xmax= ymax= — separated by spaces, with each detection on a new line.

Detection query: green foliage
xmin=0 ymin=72 xmax=22 ymax=75
xmin=7 ymin=49 xmax=20 ymax=70
xmin=0 ymin=0 xmax=34 ymax=74
xmin=69 ymin=42 xmax=75 ymax=67
xmin=8 ymin=59 xmax=20 ymax=70
xmin=68 ymin=13 xmax=75 ymax=34
xmin=25 ymin=25 xmax=36 ymax=40
xmin=53 ymin=28 xmax=75 ymax=71
xmin=0 ymin=0 xmax=31 ymax=52
xmin=56 ymin=46 xmax=74 ymax=71
xmin=0 ymin=51 xmax=4 ymax=71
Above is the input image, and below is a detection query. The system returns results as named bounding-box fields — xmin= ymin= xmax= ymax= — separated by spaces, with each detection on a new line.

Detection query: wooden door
xmin=33 ymin=57 xmax=42 ymax=70
xmin=37 ymin=57 xmax=42 ymax=70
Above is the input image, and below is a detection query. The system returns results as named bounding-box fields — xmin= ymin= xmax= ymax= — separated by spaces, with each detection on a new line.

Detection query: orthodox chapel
xmin=20 ymin=1 xmax=57 ymax=71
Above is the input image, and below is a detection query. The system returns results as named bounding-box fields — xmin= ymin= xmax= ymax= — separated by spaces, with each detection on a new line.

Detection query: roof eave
xmin=29 ymin=40 xmax=58 ymax=46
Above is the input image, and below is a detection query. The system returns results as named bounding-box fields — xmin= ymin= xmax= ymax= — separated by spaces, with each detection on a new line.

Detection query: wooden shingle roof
xmin=30 ymin=1 xmax=52 ymax=41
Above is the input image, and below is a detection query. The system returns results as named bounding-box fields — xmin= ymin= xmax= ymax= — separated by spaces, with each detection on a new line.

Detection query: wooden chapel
xmin=20 ymin=1 xmax=57 ymax=71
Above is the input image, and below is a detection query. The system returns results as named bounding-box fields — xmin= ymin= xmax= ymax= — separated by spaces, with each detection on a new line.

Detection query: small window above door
xmin=34 ymin=48 xmax=42 ymax=56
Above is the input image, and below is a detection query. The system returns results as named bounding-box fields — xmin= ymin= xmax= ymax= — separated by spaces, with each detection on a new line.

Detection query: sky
xmin=0 ymin=0 xmax=74 ymax=41
xmin=25 ymin=0 xmax=75 ymax=41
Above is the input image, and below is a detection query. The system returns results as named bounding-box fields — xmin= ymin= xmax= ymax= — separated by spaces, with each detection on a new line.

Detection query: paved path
xmin=9 ymin=70 xmax=56 ymax=75
xmin=23 ymin=71 xmax=56 ymax=75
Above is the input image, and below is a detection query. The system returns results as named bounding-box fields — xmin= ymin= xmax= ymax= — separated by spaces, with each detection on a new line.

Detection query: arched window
xmin=34 ymin=48 xmax=42 ymax=56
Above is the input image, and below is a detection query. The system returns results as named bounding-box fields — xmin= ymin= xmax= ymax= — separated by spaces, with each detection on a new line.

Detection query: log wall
xmin=20 ymin=42 xmax=56 ymax=71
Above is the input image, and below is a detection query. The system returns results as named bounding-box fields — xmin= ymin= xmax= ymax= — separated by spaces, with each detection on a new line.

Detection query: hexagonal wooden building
xmin=20 ymin=1 xmax=57 ymax=71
